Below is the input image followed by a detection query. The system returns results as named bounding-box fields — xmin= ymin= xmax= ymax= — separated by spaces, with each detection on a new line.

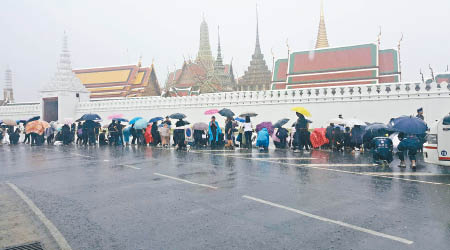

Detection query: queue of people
xmin=1 ymin=107 xmax=427 ymax=168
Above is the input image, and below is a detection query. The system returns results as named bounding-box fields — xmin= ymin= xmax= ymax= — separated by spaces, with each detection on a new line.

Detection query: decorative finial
xmin=315 ymin=0 xmax=329 ymax=48
xmin=398 ymin=33 xmax=403 ymax=81
xmin=320 ymin=0 xmax=324 ymax=17
xmin=420 ymin=69 xmax=424 ymax=83
xmin=138 ymin=54 xmax=142 ymax=67
xmin=254 ymin=3 xmax=261 ymax=55
xmin=429 ymin=64 xmax=435 ymax=81
xmin=377 ymin=26 xmax=382 ymax=47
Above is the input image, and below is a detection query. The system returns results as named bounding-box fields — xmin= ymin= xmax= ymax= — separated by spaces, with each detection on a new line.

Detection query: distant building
xmin=73 ymin=61 xmax=161 ymax=99
xmin=426 ymin=72 xmax=450 ymax=84
xmin=1 ymin=67 xmax=14 ymax=105
xmin=237 ymin=8 xmax=272 ymax=91
xmin=165 ymin=17 xmax=235 ymax=96
xmin=271 ymin=1 xmax=401 ymax=90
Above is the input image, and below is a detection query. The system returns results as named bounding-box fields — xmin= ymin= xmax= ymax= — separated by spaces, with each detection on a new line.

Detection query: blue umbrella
xmin=112 ymin=118 xmax=129 ymax=123
xmin=388 ymin=116 xmax=427 ymax=135
xmin=129 ymin=117 xmax=143 ymax=125
xmin=27 ymin=116 xmax=40 ymax=123
xmin=235 ymin=117 xmax=245 ymax=123
xmin=134 ymin=119 xmax=148 ymax=129
xmin=79 ymin=113 xmax=101 ymax=121
xmin=149 ymin=117 xmax=164 ymax=123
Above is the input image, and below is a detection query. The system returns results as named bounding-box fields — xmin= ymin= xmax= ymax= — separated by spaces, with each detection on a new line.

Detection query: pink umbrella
xmin=108 ymin=114 xmax=124 ymax=120
xmin=204 ymin=109 xmax=219 ymax=115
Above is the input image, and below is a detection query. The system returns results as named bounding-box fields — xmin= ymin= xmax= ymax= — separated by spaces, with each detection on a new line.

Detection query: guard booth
xmin=424 ymin=114 xmax=450 ymax=166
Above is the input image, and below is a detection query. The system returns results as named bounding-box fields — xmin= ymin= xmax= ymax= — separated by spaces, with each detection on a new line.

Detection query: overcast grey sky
xmin=1 ymin=0 xmax=449 ymax=102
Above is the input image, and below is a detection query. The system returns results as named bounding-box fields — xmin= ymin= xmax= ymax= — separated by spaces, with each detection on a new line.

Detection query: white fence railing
xmin=76 ymin=81 xmax=450 ymax=112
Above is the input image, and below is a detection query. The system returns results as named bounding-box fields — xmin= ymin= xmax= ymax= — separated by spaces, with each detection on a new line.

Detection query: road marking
xmin=362 ymin=172 xmax=450 ymax=176
xmin=252 ymin=157 xmax=317 ymax=160
xmin=242 ymin=195 xmax=413 ymax=245
xmin=122 ymin=164 xmax=141 ymax=170
xmin=7 ymin=182 xmax=73 ymax=250
xmin=191 ymin=151 xmax=450 ymax=187
xmin=154 ymin=172 xmax=218 ymax=189
xmin=103 ymin=159 xmax=110 ymax=162
xmin=71 ymin=153 xmax=92 ymax=158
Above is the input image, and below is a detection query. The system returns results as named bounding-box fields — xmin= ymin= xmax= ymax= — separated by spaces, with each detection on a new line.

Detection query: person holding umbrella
xmin=389 ymin=116 xmax=427 ymax=169
xmin=175 ymin=118 xmax=187 ymax=150
xmin=224 ymin=117 xmax=234 ymax=149
xmin=293 ymin=112 xmax=309 ymax=153
xmin=242 ymin=116 xmax=253 ymax=149
xmin=208 ymin=116 xmax=222 ymax=149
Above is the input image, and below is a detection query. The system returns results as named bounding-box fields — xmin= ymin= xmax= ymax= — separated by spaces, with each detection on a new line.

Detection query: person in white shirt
xmin=243 ymin=116 xmax=253 ymax=149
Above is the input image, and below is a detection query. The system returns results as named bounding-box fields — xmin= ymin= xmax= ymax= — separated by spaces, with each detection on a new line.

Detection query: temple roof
xmin=239 ymin=5 xmax=272 ymax=87
xmin=73 ymin=64 xmax=161 ymax=98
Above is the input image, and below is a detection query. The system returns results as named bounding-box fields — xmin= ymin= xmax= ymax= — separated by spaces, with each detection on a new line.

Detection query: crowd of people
xmin=0 ymin=107 xmax=427 ymax=168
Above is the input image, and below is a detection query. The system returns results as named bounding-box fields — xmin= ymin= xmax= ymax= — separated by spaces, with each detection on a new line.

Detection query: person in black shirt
xmin=294 ymin=112 xmax=308 ymax=152
xmin=416 ymin=107 xmax=424 ymax=120
xmin=224 ymin=117 xmax=233 ymax=149
xmin=175 ymin=119 xmax=186 ymax=150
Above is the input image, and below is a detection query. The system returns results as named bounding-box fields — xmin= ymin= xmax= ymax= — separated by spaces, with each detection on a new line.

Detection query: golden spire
xmin=315 ymin=0 xmax=329 ymax=49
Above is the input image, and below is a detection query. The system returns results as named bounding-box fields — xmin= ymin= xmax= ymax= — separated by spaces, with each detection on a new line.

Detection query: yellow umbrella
xmin=291 ymin=107 xmax=312 ymax=117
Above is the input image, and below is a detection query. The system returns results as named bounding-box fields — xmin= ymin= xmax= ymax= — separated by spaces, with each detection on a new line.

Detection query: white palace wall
xmin=1 ymin=81 xmax=449 ymax=127
xmin=76 ymin=81 xmax=450 ymax=127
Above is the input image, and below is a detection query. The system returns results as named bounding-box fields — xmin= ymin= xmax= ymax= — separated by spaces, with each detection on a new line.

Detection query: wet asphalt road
xmin=1 ymin=144 xmax=450 ymax=250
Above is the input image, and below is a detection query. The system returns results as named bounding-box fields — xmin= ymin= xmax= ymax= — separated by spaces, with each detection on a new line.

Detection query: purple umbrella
xmin=256 ymin=121 xmax=274 ymax=135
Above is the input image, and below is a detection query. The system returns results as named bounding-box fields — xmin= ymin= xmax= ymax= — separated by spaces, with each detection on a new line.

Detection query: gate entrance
xmin=43 ymin=97 xmax=58 ymax=122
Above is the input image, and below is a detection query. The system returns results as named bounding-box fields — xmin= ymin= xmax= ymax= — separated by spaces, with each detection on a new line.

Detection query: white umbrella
xmin=344 ymin=118 xmax=366 ymax=127
xmin=328 ymin=118 xmax=345 ymax=125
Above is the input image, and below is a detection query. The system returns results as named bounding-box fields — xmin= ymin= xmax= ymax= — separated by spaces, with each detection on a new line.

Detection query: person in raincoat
xmin=371 ymin=135 xmax=393 ymax=165
xmin=397 ymin=132 xmax=421 ymax=169
xmin=208 ymin=116 xmax=222 ymax=149
xmin=159 ymin=123 xmax=170 ymax=147
xmin=45 ymin=125 xmax=55 ymax=145
xmin=76 ymin=122 xmax=83 ymax=145
xmin=144 ymin=123 xmax=153 ymax=145
xmin=123 ymin=126 xmax=131 ymax=146
xmin=256 ymin=128 xmax=270 ymax=152
xmin=151 ymin=122 xmax=161 ymax=146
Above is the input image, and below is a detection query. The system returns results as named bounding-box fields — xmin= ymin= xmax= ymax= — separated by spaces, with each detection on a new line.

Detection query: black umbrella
xmin=169 ymin=113 xmax=186 ymax=119
xmin=27 ymin=116 xmax=40 ymax=123
xmin=219 ymin=108 xmax=235 ymax=117
xmin=79 ymin=113 xmax=102 ymax=121
xmin=239 ymin=112 xmax=258 ymax=118
xmin=274 ymin=118 xmax=290 ymax=128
